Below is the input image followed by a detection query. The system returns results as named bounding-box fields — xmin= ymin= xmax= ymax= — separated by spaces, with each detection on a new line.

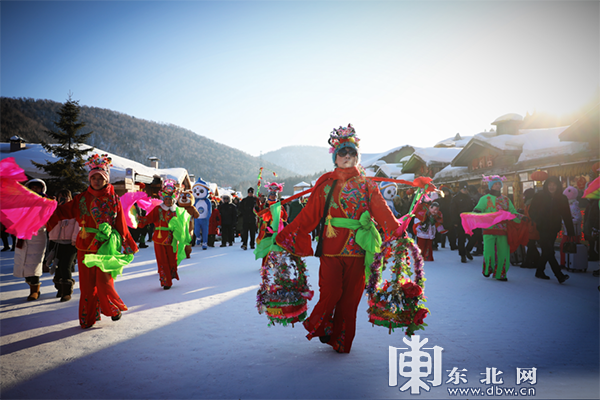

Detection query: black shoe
xmin=558 ymin=274 xmax=569 ymax=284
xmin=242 ymin=245 xmax=247 ymax=250
xmin=319 ymin=335 xmax=330 ymax=343
xmin=139 ymin=243 xmax=148 ymax=248
xmin=472 ymin=251 xmax=483 ymax=256
xmin=250 ymin=246 xmax=255 ymax=249
xmin=461 ymin=256 xmax=467 ymax=263
xmin=1 ymin=247 xmax=10 ymax=252
xmin=163 ymin=285 xmax=171 ymax=290
xmin=535 ymin=272 xmax=550 ymax=280
xmin=220 ymin=244 xmax=226 ymax=247
xmin=466 ymin=253 xmax=473 ymax=260
xmin=498 ymin=277 xmax=508 ymax=281
xmin=111 ymin=312 xmax=122 ymax=321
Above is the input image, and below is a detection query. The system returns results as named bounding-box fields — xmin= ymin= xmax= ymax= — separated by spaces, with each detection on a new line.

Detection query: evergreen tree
xmin=33 ymin=94 xmax=93 ymax=194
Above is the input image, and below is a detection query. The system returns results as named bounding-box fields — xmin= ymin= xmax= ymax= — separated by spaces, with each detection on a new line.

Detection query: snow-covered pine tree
xmin=33 ymin=94 xmax=93 ymax=194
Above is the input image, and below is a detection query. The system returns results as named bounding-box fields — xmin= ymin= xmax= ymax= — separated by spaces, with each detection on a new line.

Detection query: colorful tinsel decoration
xmin=365 ymin=236 xmax=428 ymax=336
xmin=256 ymin=252 xmax=314 ymax=327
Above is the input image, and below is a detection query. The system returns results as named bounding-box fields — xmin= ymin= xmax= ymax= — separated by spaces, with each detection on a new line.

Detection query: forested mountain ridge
xmin=262 ymin=145 xmax=332 ymax=176
xmin=1 ymin=97 xmax=295 ymax=187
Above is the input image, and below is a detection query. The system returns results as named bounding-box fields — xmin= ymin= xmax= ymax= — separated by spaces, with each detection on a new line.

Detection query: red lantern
xmin=530 ymin=170 xmax=548 ymax=181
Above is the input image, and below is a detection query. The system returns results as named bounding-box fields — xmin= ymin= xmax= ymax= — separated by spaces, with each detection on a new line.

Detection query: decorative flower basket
xmin=257 ymin=252 xmax=314 ymax=327
xmin=366 ymin=236 xmax=428 ymax=336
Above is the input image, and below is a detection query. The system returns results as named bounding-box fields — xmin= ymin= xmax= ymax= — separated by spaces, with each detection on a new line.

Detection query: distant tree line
xmin=1 ymin=97 xmax=294 ymax=187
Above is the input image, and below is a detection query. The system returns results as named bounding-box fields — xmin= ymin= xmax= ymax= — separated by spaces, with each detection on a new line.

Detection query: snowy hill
xmin=262 ymin=145 xmax=332 ymax=175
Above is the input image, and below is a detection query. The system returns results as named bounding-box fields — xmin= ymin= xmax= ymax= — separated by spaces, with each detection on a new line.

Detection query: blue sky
xmin=2 ymin=1 xmax=598 ymax=157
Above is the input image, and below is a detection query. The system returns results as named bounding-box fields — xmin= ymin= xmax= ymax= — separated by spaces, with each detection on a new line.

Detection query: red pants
xmin=155 ymin=243 xmax=179 ymax=287
xmin=77 ymin=251 xmax=127 ymax=329
xmin=303 ymin=256 xmax=365 ymax=353
xmin=417 ymin=238 xmax=434 ymax=261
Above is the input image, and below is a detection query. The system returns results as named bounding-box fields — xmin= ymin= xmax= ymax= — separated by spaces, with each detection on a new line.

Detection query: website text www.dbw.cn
xmin=447 ymin=386 xmax=536 ymax=396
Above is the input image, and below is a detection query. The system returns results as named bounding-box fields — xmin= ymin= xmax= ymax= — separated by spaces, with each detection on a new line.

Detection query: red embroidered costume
xmin=48 ymin=154 xmax=137 ymax=328
xmin=276 ymin=124 xmax=400 ymax=353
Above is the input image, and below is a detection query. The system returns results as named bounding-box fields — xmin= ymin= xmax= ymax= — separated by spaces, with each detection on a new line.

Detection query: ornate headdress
xmin=482 ymin=174 xmax=506 ymax=190
xmin=328 ymin=124 xmax=360 ymax=164
xmin=264 ymin=181 xmax=284 ymax=194
xmin=159 ymin=178 xmax=179 ymax=200
xmin=86 ymin=154 xmax=112 ymax=181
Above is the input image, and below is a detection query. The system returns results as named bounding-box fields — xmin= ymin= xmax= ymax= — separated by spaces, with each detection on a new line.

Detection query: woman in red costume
xmin=47 ymin=154 xmax=138 ymax=328
xmin=276 ymin=124 xmax=401 ymax=353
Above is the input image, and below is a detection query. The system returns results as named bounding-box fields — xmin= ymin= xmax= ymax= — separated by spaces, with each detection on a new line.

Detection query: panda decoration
xmin=379 ymin=181 xmax=400 ymax=217
xmin=192 ymin=178 xmax=212 ymax=250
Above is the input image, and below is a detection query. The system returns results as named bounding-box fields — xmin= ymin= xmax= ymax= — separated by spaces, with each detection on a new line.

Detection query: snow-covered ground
xmin=1 ymin=238 xmax=598 ymax=399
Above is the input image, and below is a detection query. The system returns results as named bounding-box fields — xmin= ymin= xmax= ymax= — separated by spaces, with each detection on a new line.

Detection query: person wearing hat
xmin=13 ymin=179 xmax=49 ymax=301
xmin=47 ymin=154 xmax=138 ymax=327
xmin=473 ymin=175 xmax=519 ymax=281
xmin=275 ymin=124 xmax=403 ymax=353
xmin=450 ymin=184 xmax=476 ymax=263
xmin=240 ymin=187 xmax=259 ymax=250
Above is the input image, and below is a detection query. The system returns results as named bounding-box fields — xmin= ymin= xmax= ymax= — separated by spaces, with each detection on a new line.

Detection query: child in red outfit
xmin=276 ymin=124 xmax=401 ymax=353
xmin=413 ymin=201 xmax=446 ymax=261
xmin=139 ymin=179 xmax=188 ymax=290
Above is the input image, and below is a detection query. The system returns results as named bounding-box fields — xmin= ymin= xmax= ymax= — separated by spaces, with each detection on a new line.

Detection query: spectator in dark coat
xmin=583 ymin=198 xmax=599 ymax=262
xmin=437 ymin=187 xmax=456 ymax=250
xmin=521 ymin=188 xmax=540 ymax=269
xmin=529 ymin=176 xmax=575 ymax=283
xmin=239 ymin=188 xmax=258 ymax=250
xmin=218 ymin=195 xmax=237 ymax=247
xmin=450 ymin=184 xmax=475 ymax=263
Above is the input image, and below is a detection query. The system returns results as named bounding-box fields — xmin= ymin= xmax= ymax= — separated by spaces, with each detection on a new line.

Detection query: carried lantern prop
xmin=530 ymin=170 xmax=548 ymax=182
xmin=256 ymin=252 xmax=313 ymax=326
xmin=366 ymin=236 xmax=428 ymax=336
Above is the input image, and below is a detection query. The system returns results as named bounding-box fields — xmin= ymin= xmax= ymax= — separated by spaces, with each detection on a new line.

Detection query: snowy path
xmin=1 ymin=239 xmax=598 ymax=399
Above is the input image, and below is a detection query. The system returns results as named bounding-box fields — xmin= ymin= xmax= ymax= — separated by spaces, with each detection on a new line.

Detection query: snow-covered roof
xmin=434 ymin=165 xmax=470 ymax=180
xmin=516 ymin=126 xmax=588 ymax=163
xmin=492 ymin=113 xmax=523 ymax=125
xmin=0 ymin=143 xmax=189 ymax=185
xmin=411 ymin=147 xmax=462 ymax=165
xmin=395 ymin=173 xmax=415 ymax=182
xmin=434 ymin=135 xmax=473 ymax=148
xmin=294 ymin=181 xmax=311 ymax=188
xmin=377 ymin=163 xmax=404 ymax=178
xmin=361 ymin=145 xmax=420 ymax=167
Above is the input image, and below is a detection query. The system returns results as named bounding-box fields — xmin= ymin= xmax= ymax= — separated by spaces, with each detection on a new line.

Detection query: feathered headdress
xmin=159 ymin=178 xmax=180 ymax=200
